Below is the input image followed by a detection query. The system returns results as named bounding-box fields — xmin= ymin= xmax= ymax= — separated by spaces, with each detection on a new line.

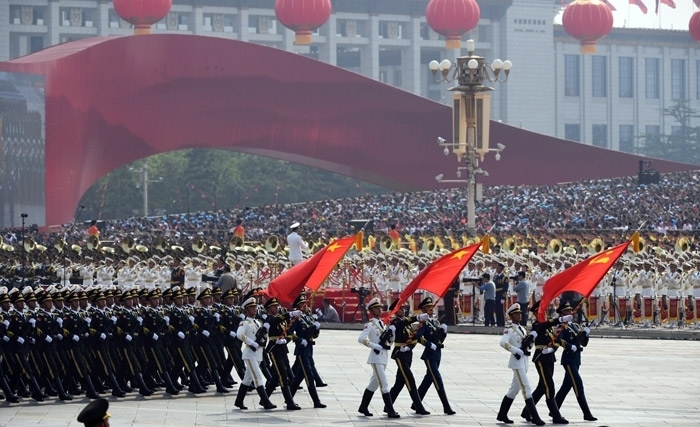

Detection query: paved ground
xmin=1 ymin=327 xmax=698 ymax=427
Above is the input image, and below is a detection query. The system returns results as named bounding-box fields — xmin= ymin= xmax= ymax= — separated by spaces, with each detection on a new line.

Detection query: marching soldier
xmin=141 ymin=289 xmax=180 ymax=395
xmin=288 ymin=294 xmax=327 ymax=408
xmin=262 ymin=297 xmax=301 ymax=410
xmin=62 ymin=291 xmax=101 ymax=399
xmin=357 ymin=297 xmax=400 ymax=419
xmin=414 ymin=296 xmax=456 ymax=415
xmin=168 ymin=287 xmax=207 ymax=394
xmin=114 ymin=289 xmax=153 ymax=396
xmin=219 ymin=288 xmax=245 ymax=381
xmin=192 ymin=288 xmax=229 ymax=394
xmin=86 ymin=290 xmax=126 ymax=398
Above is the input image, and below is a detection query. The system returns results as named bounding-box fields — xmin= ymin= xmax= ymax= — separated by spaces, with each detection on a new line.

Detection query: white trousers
xmin=505 ymin=367 xmax=533 ymax=400
xmin=366 ymin=362 xmax=390 ymax=394
xmin=242 ymin=359 xmax=266 ymax=387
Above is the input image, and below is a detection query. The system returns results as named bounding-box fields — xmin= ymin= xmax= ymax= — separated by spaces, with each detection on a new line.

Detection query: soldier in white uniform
xmin=496 ymin=303 xmax=544 ymax=426
xmin=287 ymin=222 xmax=309 ymax=266
xmin=234 ymin=296 xmax=276 ymax=410
xmin=357 ymin=297 xmax=400 ymax=419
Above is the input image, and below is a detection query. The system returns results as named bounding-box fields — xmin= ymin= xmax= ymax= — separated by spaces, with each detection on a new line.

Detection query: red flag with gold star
xmin=305 ymin=235 xmax=358 ymax=291
xmin=537 ymin=241 xmax=631 ymax=322
xmin=383 ymin=243 xmax=481 ymax=320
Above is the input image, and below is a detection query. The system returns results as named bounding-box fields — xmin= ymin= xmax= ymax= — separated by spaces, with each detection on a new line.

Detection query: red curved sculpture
xmin=0 ymin=34 xmax=694 ymax=226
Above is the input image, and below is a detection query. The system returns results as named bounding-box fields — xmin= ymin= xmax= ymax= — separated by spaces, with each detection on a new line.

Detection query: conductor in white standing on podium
xmin=287 ymin=222 xmax=309 ymax=266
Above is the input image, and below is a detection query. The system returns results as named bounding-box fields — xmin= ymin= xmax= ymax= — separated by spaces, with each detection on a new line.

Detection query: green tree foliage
xmin=76 ymin=149 xmax=386 ymax=220
xmin=636 ymin=100 xmax=700 ymax=164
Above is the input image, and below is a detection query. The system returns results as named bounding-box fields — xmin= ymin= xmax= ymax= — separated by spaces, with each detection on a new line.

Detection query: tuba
xmin=23 ymin=236 xmax=37 ymax=252
xmin=420 ymin=237 xmax=436 ymax=253
xmin=54 ymin=237 xmax=67 ymax=253
xmin=192 ymin=236 xmax=206 ymax=254
xmin=675 ymin=237 xmax=690 ymax=253
xmin=380 ymin=236 xmax=393 ymax=253
xmin=155 ymin=237 xmax=168 ymax=253
xmin=87 ymin=234 xmax=100 ymax=250
xmin=1 ymin=242 xmax=15 ymax=252
xmin=265 ymin=236 xmax=279 ymax=253
xmin=547 ymin=238 xmax=563 ymax=255
xmin=503 ymin=237 xmax=517 ymax=253
xmin=230 ymin=235 xmax=244 ymax=251
xmin=121 ymin=235 xmax=135 ymax=254
xmin=589 ymin=238 xmax=605 ymax=254
xmin=71 ymin=244 xmax=82 ymax=255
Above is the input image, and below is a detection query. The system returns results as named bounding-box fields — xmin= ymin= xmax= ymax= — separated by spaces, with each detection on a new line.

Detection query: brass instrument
xmin=101 ymin=246 xmax=115 ymax=254
xmin=155 ymin=237 xmax=168 ymax=252
xmin=379 ymin=236 xmax=394 ymax=253
xmin=23 ymin=236 xmax=36 ymax=252
xmin=503 ymin=237 xmax=517 ymax=253
xmin=87 ymin=234 xmax=100 ymax=250
xmin=54 ymin=237 xmax=67 ymax=253
xmin=209 ymin=245 xmax=222 ymax=253
xmin=420 ymin=237 xmax=436 ymax=253
xmin=637 ymin=236 xmax=646 ymax=253
xmin=171 ymin=245 xmax=184 ymax=252
xmin=121 ymin=235 xmax=135 ymax=254
xmin=675 ymin=237 xmax=690 ymax=253
xmin=135 ymin=244 xmax=149 ymax=253
xmin=1 ymin=242 xmax=14 ymax=252
xmin=265 ymin=236 xmax=280 ymax=253
xmin=71 ymin=244 xmax=82 ymax=255
xmin=192 ymin=236 xmax=206 ymax=254
xmin=589 ymin=238 xmax=605 ymax=254
xmin=230 ymin=236 xmax=244 ymax=250
xmin=547 ymin=238 xmax=563 ymax=255
xmin=35 ymin=244 xmax=47 ymax=252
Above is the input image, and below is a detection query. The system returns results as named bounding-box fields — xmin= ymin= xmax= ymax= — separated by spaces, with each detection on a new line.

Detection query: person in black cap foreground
xmin=553 ymin=301 xmax=597 ymax=422
xmin=357 ymin=297 xmax=400 ymax=419
xmin=77 ymin=397 xmax=110 ymax=427
xmin=497 ymin=303 xmax=545 ymax=426
xmin=520 ymin=300 xmax=571 ymax=424
xmin=385 ymin=299 xmax=430 ymax=415
xmin=414 ymin=296 xmax=456 ymax=415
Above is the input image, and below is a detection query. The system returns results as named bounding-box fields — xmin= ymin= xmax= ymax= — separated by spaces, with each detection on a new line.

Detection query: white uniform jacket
xmin=358 ymin=317 xmax=390 ymax=365
xmin=499 ymin=323 xmax=529 ymax=370
xmin=236 ymin=316 xmax=264 ymax=363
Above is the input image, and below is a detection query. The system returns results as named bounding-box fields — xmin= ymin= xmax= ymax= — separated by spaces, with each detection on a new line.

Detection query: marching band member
xmin=287 ymin=222 xmax=308 ymax=266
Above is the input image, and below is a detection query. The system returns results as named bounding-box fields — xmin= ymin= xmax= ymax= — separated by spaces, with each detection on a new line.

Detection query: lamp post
xmin=430 ymin=39 xmax=511 ymax=234
xmin=139 ymin=162 xmax=162 ymax=217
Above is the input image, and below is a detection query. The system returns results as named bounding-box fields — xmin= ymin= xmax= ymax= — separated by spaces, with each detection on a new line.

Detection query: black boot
xmin=576 ymin=395 xmax=597 ymax=421
xmin=108 ymin=374 xmax=126 ymax=398
xmin=211 ymin=370 xmax=229 ymax=394
xmin=55 ymin=377 xmax=73 ymax=401
xmin=546 ymin=398 xmax=569 ymax=424
xmin=135 ymin=373 xmax=154 ymax=396
xmin=409 ymin=387 xmax=430 ymax=415
xmin=306 ymin=380 xmax=326 ymax=408
xmin=382 ymin=392 xmax=400 ymax=419
xmin=29 ymin=376 xmax=47 ymax=401
xmin=281 ymin=385 xmax=301 ymax=410
xmin=496 ymin=396 xmax=514 ymax=423
xmin=83 ymin=376 xmax=101 ymax=400
xmin=163 ymin=372 xmax=180 ymax=395
xmin=234 ymin=384 xmax=249 ymax=409
xmin=256 ymin=386 xmax=277 ymax=410
xmin=1 ymin=376 xmax=19 ymax=403
xmin=436 ymin=385 xmax=456 ymax=415
xmin=525 ymin=397 xmax=545 ymax=426
xmin=358 ymin=389 xmax=374 ymax=416
xmin=44 ymin=379 xmax=58 ymax=397
xmin=188 ymin=371 xmax=206 ymax=394
xmin=67 ymin=376 xmax=83 ymax=395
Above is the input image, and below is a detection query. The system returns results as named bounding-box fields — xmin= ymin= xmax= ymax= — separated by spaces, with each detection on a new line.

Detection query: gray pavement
xmin=1 ymin=329 xmax=699 ymax=427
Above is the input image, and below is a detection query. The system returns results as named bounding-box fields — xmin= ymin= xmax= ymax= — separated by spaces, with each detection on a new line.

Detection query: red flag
xmin=602 ymin=0 xmax=617 ymax=11
xmin=630 ymin=0 xmax=648 ymax=13
xmin=304 ymin=235 xmax=358 ymax=291
xmin=659 ymin=0 xmax=675 ymax=8
xmin=383 ymin=244 xmax=481 ymax=320
xmin=537 ymin=241 xmax=631 ymax=322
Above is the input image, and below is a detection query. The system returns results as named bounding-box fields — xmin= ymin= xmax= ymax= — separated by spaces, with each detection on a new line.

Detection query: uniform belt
xmin=394 ymin=341 xmax=416 ymax=346
xmin=269 ymin=336 xmax=284 ymax=340
xmin=535 ymin=345 xmax=551 ymax=350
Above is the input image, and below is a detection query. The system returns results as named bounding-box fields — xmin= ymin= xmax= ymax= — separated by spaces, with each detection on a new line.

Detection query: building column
xmin=319 ymin=15 xmax=337 ymax=66
xmin=404 ymin=17 xmax=421 ymax=95
xmin=360 ymin=14 xmax=379 ymax=80
xmin=47 ymin=0 xmax=61 ymax=46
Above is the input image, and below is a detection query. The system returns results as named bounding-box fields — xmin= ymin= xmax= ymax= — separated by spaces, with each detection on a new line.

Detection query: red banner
xmin=669 ymin=298 xmax=679 ymax=319
xmin=587 ymin=296 xmax=598 ymax=318
xmin=643 ymin=297 xmax=653 ymax=320
xmin=463 ymin=294 xmax=472 ymax=316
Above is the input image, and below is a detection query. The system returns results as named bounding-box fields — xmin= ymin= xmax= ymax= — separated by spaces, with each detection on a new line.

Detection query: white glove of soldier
xmin=559 ymin=314 xmax=573 ymax=323
xmin=250 ymin=341 xmax=259 ymax=349
xmin=530 ymin=331 xmax=538 ymax=339
xmin=152 ymin=333 xmax=159 ymax=341
xmin=17 ymin=337 xmax=25 ymax=345
xmin=85 ymin=317 xmax=91 ymax=326
xmin=583 ymin=326 xmax=591 ymax=336
xmin=370 ymin=343 xmax=383 ymax=351
xmin=313 ymin=321 xmax=321 ymax=329
xmin=99 ymin=333 xmax=107 ymax=340
xmin=239 ymin=313 xmax=246 ymax=320
xmin=213 ymin=312 xmax=220 ymax=321
xmin=301 ymin=339 xmax=308 ymax=347
xmin=570 ymin=344 xmax=578 ymax=352
xmin=2 ymin=319 xmax=9 ymax=328
xmin=513 ymin=348 xmax=525 ymax=357
xmin=229 ymin=331 xmax=236 ymax=338
xmin=312 ymin=314 xmax=319 ymax=320
xmin=163 ymin=315 xmax=170 ymax=325
xmin=440 ymin=323 xmax=448 ymax=332
xmin=72 ymin=334 xmax=80 ymax=342
xmin=276 ymin=338 xmax=287 ymax=345
xmin=30 ymin=338 xmax=36 ymax=345
xmin=177 ymin=331 xmax=185 ymax=340
xmin=202 ymin=330 xmax=210 ymax=338
xmin=263 ymin=323 xmax=270 ymax=331
xmin=45 ymin=335 xmax=53 ymax=343
xmin=29 ymin=318 xmax=36 ymax=327
xmin=418 ymin=313 xmax=430 ymax=321
xmin=137 ymin=316 xmax=143 ymax=325
xmin=110 ymin=316 xmax=118 ymax=324
xmin=2 ymin=336 xmax=9 ymax=342
xmin=429 ymin=342 xmax=437 ymax=351
xmin=56 ymin=317 xmax=63 ymax=326
xmin=389 ymin=325 xmax=396 ymax=337
xmin=261 ymin=314 xmax=268 ymax=320
xmin=542 ymin=347 xmax=554 ymax=355
xmin=188 ymin=315 xmax=195 ymax=324
xmin=57 ymin=334 xmax=63 ymax=341
xmin=125 ymin=334 xmax=133 ymax=342
xmin=290 ymin=310 xmax=302 ymax=317
xmin=400 ymin=346 xmax=410 ymax=353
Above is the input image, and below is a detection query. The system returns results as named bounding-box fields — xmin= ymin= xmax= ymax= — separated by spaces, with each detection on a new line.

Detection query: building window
xmin=565 ymin=124 xmax=580 ymax=142
xmin=592 ymin=124 xmax=607 ymax=148
xmin=645 ymin=125 xmax=660 ymax=135
xmin=592 ymin=56 xmax=607 ymax=97
xmin=619 ymin=125 xmax=634 ymax=153
xmin=645 ymin=58 xmax=659 ymax=99
xmin=671 ymin=59 xmax=686 ymax=100
xmin=564 ymin=55 xmax=580 ymax=96
xmin=619 ymin=57 xmax=634 ymax=98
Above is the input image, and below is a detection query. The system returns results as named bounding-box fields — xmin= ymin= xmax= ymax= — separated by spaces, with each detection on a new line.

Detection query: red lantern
xmin=113 ymin=0 xmax=172 ymax=35
xmin=562 ymin=0 xmax=613 ymax=54
xmin=425 ymin=0 xmax=480 ymax=50
xmin=275 ymin=0 xmax=332 ymax=45
xmin=690 ymin=11 xmax=700 ymax=43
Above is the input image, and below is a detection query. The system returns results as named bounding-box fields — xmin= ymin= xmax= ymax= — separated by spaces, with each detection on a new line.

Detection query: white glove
xmin=440 ymin=323 xmax=448 ymax=332
xmin=389 ymin=325 xmax=396 ymax=333
xmin=370 ymin=343 xmax=383 ymax=351
xmin=262 ymin=314 xmax=268 ymax=320
xmin=202 ymin=330 xmax=210 ymax=337
xmin=239 ymin=313 xmax=246 ymax=320
xmin=57 ymin=334 xmax=63 ymax=341
xmin=2 ymin=336 xmax=9 ymax=342
xmin=17 ymin=337 xmax=25 ymax=345
xmin=125 ymin=334 xmax=133 ymax=342
xmin=514 ymin=348 xmax=525 ymax=357
xmin=530 ymin=331 xmax=538 ymax=339
xmin=418 ymin=313 xmax=430 ymax=321
xmin=188 ymin=315 xmax=195 ymax=324
xmin=2 ymin=319 xmax=9 ymax=328
xmin=301 ymin=339 xmax=308 ymax=347
xmin=570 ymin=344 xmax=578 ymax=352
xmin=229 ymin=331 xmax=236 ymax=338
xmin=163 ymin=315 xmax=170 ymax=325
xmin=400 ymin=346 xmax=410 ymax=353
xmin=251 ymin=341 xmax=259 ymax=349
xmin=542 ymin=347 xmax=554 ymax=355
xmin=84 ymin=332 xmax=89 ymax=338
xmin=110 ymin=316 xmax=118 ymax=324
xmin=263 ymin=323 xmax=270 ymax=331
xmin=276 ymin=338 xmax=287 ymax=345
xmin=137 ymin=316 xmax=143 ymax=325
xmin=152 ymin=333 xmax=159 ymax=341
xmin=429 ymin=342 xmax=437 ymax=351
xmin=313 ymin=321 xmax=321 ymax=329
xmin=85 ymin=317 xmax=92 ymax=326
xmin=56 ymin=318 xmax=63 ymax=326
xmin=29 ymin=318 xmax=36 ymax=327
xmin=290 ymin=310 xmax=302 ymax=317
xmin=583 ymin=326 xmax=591 ymax=336
xmin=312 ymin=314 xmax=319 ymax=320
xmin=44 ymin=335 xmax=53 ymax=343
xmin=213 ymin=313 xmax=220 ymax=321
xmin=99 ymin=333 xmax=106 ymax=340
xmin=29 ymin=338 xmax=36 ymax=345
xmin=559 ymin=315 xmax=573 ymax=323
xmin=72 ymin=334 xmax=80 ymax=342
